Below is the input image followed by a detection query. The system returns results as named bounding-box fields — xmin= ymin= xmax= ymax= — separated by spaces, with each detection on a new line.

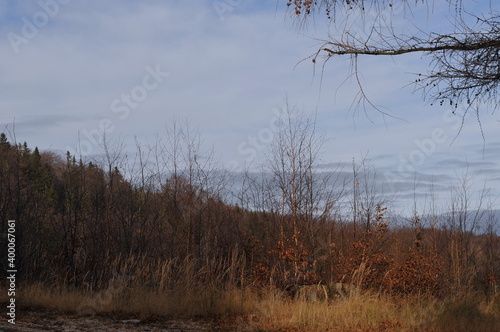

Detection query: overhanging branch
xmin=320 ymin=39 xmax=500 ymax=57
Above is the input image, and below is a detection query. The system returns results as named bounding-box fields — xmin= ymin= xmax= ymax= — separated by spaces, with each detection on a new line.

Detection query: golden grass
xmin=5 ymin=254 xmax=499 ymax=331
xmin=15 ymin=283 xmax=88 ymax=313
xmin=11 ymin=283 xmax=499 ymax=331
xmin=257 ymin=292 xmax=409 ymax=331
xmin=15 ymin=282 xmax=260 ymax=318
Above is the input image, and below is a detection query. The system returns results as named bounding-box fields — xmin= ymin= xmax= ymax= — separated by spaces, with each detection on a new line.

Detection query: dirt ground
xmin=0 ymin=309 xmax=228 ymax=332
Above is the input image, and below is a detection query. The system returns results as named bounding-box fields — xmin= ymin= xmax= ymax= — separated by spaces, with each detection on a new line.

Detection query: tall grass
xmin=7 ymin=253 xmax=500 ymax=331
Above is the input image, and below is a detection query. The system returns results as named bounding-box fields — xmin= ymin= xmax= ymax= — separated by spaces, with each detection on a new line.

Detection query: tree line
xmin=0 ymin=112 xmax=499 ymax=297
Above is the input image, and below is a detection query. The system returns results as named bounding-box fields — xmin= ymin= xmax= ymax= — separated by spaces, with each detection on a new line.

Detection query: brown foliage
xmin=386 ymin=247 xmax=444 ymax=295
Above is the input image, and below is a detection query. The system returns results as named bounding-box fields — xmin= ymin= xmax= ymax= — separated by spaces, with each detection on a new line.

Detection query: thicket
xmin=0 ymin=118 xmax=499 ymax=304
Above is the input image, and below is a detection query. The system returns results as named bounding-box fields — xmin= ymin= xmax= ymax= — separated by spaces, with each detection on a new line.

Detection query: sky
xmin=0 ymin=0 xmax=499 ymax=217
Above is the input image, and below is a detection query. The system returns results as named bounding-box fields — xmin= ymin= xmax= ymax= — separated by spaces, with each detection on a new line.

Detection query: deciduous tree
xmin=285 ymin=0 xmax=500 ymax=120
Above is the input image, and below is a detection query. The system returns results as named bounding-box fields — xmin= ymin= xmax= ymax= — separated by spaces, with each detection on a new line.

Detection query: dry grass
xmin=14 ymin=283 xmax=88 ymax=313
xmin=11 ymin=283 xmax=500 ymax=331
xmin=254 ymin=292 xmax=430 ymax=331
xmin=5 ymin=254 xmax=499 ymax=331
xmin=432 ymin=294 xmax=500 ymax=332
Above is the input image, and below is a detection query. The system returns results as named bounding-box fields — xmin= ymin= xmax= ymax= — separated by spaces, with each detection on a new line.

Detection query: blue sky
xmin=1 ymin=0 xmax=499 ymax=215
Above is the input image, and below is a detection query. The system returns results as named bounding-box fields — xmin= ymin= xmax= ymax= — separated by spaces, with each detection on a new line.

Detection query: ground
xmin=0 ymin=309 xmax=222 ymax=332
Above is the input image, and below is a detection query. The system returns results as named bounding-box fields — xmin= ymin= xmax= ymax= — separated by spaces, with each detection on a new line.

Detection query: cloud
xmin=13 ymin=113 xmax=83 ymax=128
xmin=0 ymin=1 xmax=498 ymax=213
xmin=432 ymin=158 xmax=497 ymax=169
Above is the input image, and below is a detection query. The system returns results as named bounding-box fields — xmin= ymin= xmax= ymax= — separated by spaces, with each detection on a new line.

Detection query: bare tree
xmin=284 ymin=0 xmax=500 ymax=120
xmin=351 ymin=157 xmax=392 ymax=235
xmin=264 ymin=102 xmax=344 ymax=286
xmin=445 ymin=168 xmax=491 ymax=291
xmin=159 ymin=118 xmax=230 ymax=260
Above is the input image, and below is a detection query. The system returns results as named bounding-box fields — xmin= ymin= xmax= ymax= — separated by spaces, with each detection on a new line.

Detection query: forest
xmin=1 ymin=112 xmax=499 ymax=331
xmin=2 ymin=0 xmax=500 ymax=330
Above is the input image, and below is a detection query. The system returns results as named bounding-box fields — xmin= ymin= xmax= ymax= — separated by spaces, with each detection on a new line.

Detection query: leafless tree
xmin=351 ymin=157 xmax=392 ymax=235
xmin=445 ymin=168 xmax=491 ymax=291
xmin=284 ymin=0 xmax=500 ymax=122
xmin=158 ymin=118 xmax=231 ymax=260
xmin=263 ymin=102 xmax=345 ymax=286
xmin=268 ymin=106 xmax=335 ymax=235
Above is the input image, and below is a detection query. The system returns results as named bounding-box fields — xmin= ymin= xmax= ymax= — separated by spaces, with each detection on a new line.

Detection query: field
xmin=1 ymin=280 xmax=500 ymax=331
